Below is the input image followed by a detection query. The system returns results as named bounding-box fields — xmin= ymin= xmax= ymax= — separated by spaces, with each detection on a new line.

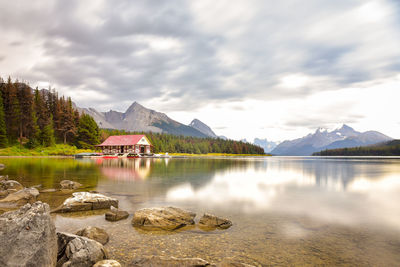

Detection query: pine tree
xmin=76 ymin=114 xmax=99 ymax=149
xmin=40 ymin=118 xmax=55 ymax=147
xmin=0 ymin=91 xmax=8 ymax=147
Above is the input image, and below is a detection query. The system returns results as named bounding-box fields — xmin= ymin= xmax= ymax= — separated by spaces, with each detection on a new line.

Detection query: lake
xmin=1 ymin=156 xmax=400 ymax=266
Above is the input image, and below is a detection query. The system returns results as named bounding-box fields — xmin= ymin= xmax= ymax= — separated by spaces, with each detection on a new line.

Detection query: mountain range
xmin=271 ymin=124 xmax=392 ymax=155
xmin=253 ymin=138 xmax=278 ymax=153
xmin=78 ymin=102 xmax=219 ymax=138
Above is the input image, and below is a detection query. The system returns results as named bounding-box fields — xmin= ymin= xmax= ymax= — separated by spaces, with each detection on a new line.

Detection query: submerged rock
xmin=130 ymin=256 xmax=211 ymax=267
xmin=0 ymin=190 xmax=8 ymax=198
xmin=132 ymin=207 xmax=196 ymax=230
xmin=0 ymin=187 xmax=39 ymax=207
xmin=60 ymin=180 xmax=82 ymax=190
xmin=93 ymin=259 xmax=122 ymax=267
xmin=0 ymin=179 xmax=23 ymax=191
xmin=218 ymin=259 xmax=255 ymax=267
xmin=105 ymin=206 xmax=129 ymax=221
xmin=75 ymin=226 xmax=109 ymax=245
xmin=52 ymin=192 xmax=118 ymax=213
xmin=40 ymin=188 xmax=59 ymax=193
xmin=198 ymin=213 xmax=232 ymax=229
xmin=0 ymin=202 xmax=57 ymax=267
xmin=57 ymin=232 xmax=108 ymax=267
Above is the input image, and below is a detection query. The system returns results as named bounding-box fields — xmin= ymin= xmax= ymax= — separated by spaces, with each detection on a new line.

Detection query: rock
xmin=0 ymin=175 xmax=8 ymax=181
xmin=0 ymin=190 xmax=8 ymax=198
xmin=0 ymin=202 xmax=57 ymax=267
xmin=105 ymin=206 xmax=129 ymax=221
xmin=93 ymin=260 xmax=122 ymax=267
xmin=52 ymin=192 xmax=118 ymax=213
xmin=60 ymin=180 xmax=82 ymax=190
xmin=217 ymin=259 xmax=255 ymax=267
xmin=40 ymin=188 xmax=59 ymax=193
xmin=57 ymin=232 xmax=108 ymax=267
xmin=0 ymin=179 xmax=23 ymax=191
xmin=132 ymin=207 xmax=196 ymax=230
xmin=0 ymin=164 xmax=5 ymax=170
xmin=75 ymin=226 xmax=109 ymax=245
xmin=0 ymin=187 xmax=40 ymax=207
xmin=198 ymin=213 xmax=232 ymax=229
xmin=130 ymin=256 xmax=212 ymax=267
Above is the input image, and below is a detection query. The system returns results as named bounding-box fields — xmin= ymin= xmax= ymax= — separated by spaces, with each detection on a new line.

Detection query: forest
xmin=0 ymin=77 xmax=264 ymax=155
xmin=101 ymin=129 xmax=265 ymax=155
xmin=0 ymin=77 xmax=99 ymax=150
xmin=313 ymin=140 xmax=400 ymax=156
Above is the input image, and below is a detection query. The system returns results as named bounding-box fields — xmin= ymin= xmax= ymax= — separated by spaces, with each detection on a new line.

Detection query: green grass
xmin=0 ymin=144 xmax=93 ymax=156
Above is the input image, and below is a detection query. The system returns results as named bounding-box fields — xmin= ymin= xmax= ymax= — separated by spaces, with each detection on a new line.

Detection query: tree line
xmin=313 ymin=140 xmax=400 ymax=156
xmin=101 ymin=130 xmax=265 ymax=155
xmin=0 ymin=77 xmax=99 ymax=149
xmin=0 ymin=77 xmax=264 ymax=154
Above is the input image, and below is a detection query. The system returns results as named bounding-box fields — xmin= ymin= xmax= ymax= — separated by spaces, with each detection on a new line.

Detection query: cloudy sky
xmin=1 ymin=0 xmax=399 ymax=141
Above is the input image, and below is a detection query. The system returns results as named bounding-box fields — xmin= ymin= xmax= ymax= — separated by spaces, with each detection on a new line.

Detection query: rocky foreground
xmin=0 ymin=202 xmax=246 ymax=267
xmin=0 ymin=176 xmax=249 ymax=267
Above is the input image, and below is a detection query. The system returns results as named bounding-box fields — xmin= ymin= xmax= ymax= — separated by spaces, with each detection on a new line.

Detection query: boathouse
xmin=96 ymin=135 xmax=152 ymax=154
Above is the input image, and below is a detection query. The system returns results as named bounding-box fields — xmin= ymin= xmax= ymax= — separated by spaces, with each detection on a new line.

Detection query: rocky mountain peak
xmin=336 ymin=124 xmax=359 ymax=136
xmin=77 ymin=102 xmax=212 ymax=138
xmin=125 ymin=101 xmax=146 ymax=113
xmin=189 ymin=119 xmax=217 ymax=138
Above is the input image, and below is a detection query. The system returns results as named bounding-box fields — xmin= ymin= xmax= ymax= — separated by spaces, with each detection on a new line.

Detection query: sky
xmin=0 ymin=0 xmax=399 ymax=142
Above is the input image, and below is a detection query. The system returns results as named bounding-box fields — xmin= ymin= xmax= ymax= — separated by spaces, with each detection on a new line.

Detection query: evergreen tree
xmin=76 ymin=114 xmax=99 ymax=149
xmin=0 ymin=91 xmax=8 ymax=147
xmin=40 ymin=118 xmax=56 ymax=147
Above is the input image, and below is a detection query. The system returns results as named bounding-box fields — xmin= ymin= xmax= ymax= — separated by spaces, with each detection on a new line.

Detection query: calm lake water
xmin=1 ymin=156 xmax=400 ymax=266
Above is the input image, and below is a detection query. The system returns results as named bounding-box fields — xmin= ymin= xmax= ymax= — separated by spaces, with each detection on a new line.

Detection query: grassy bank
xmin=0 ymin=146 xmax=268 ymax=157
xmin=0 ymin=144 xmax=93 ymax=156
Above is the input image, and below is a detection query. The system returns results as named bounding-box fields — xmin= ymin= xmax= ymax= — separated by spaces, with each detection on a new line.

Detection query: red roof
xmin=96 ymin=135 xmax=150 ymax=146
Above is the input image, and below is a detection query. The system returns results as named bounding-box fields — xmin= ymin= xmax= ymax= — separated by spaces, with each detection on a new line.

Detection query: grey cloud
xmin=0 ymin=0 xmax=399 ymax=112
xmin=284 ymin=114 xmax=365 ymax=130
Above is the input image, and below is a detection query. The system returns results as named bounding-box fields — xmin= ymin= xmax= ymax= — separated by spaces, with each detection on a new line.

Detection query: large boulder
xmin=60 ymin=180 xmax=82 ymax=190
xmin=57 ymin=232 xmax=108 ymax=267
xmin=0 ymin=202 xmax=57 ymax=267
xmin=93 ymin=260 xmax=122 ymax=267
xmin=130 ymin=256 xmax=211 ymax=267
xmin=105 ymin=206 xmax=129 ymax=222
xmin=75 ymin=226 xmax=109 ymax=245
xmin=132 ymin=207 xmax=196 ymax=230
xmin=52 ymin=192 xmax=118 ymax=213
xmin=0 ymin=179 xmax=23 ymax=191
xmin=0 ymin=187 xmax=39 ymax=207
xmin=198 ymin=213 xmax=232 ymax=230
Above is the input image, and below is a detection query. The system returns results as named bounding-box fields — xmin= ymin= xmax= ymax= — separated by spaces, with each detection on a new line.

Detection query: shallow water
xmin=1 ymin=157 xmax=400 ymax=266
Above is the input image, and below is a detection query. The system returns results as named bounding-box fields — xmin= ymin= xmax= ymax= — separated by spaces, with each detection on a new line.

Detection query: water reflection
xmin=166 ymin=157 xmax=400 ymax=230
xmin=1 ymin=157 xmax=399 ymax=230
xmin=94 ymin=158 xmax=152 ymax=181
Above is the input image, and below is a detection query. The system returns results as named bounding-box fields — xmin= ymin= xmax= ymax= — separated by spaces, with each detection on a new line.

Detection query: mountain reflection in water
xmin=165 ymin=157 xmax=400 ymax=230
xmin=1 ymin=157 xmax=400 ymax=266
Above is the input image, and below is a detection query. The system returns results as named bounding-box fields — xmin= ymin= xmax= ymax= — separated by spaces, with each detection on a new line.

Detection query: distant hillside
xmin=78 ymin=102 xmax=212 ymax=138
xmin=313 ymin=140 xmax=400 ymax=156
xmin=272 ymin=125 xmax=392 ymax=156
